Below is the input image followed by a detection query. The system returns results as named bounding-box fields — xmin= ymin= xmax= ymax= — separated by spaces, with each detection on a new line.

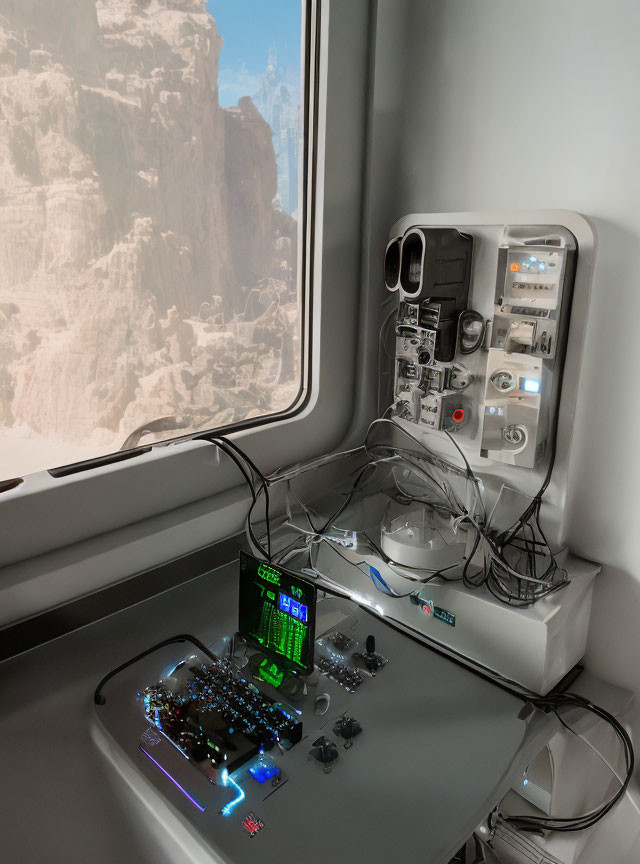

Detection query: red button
xmin=452 ymin=409 xmax=465 ymax=423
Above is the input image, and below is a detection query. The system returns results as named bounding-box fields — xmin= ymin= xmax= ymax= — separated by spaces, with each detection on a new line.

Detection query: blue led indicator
xmin=537 ymin=262 xmax=546 ymax=272
xmin=529 ymin=256 xmax=537 ymax=263
xmin=523 ymin=779 xmax=529 ymax=786
xmin=249 ymin=762 xmax=281 ymax=784
xmin=522 ymin=378 xmax=540 ymax=394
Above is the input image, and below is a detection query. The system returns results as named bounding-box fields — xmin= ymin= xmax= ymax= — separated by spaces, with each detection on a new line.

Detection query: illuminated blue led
xmin=249 ymin=762 xmax=281 ymax=784
xmin=523 ymin=779 xmax=529 ymax=786
xmin=529 ymin=256 xmax=537 ymax=263
xmin=537 ymin=262 xmax=546 ymax=272
xmin=522 ymin=378 xmax=540 ymax=394
xmin=220 ymin=772 xmax=245 ymax=817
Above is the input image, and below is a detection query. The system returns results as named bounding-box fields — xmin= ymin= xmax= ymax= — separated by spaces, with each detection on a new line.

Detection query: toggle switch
xmin=508 ymin=320 xmax=536 ymax=347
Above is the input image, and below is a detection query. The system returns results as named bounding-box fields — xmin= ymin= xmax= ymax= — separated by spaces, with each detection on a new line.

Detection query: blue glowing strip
xmin=221 ymin=773 xmax=245 ymax=817
xmin=277 ymin=705 xmax=302 ymax=718
xmin=139 ymin=746 xmax=206 ymax=812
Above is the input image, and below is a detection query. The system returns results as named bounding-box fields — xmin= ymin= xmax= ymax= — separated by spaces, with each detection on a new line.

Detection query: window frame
xmin=19 ymin=0 xmax=319 ymax=480
xmin=0 ymin=0 xmax=375 ymax=625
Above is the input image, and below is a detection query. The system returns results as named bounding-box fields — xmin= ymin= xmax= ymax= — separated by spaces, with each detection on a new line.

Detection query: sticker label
xmin=241 ymin=812 xmax=265 ymax=837
xmin=141 ymin=727 xmax=161 ymax=747
xmin=434 ymin=605 xmax=456 ymax=627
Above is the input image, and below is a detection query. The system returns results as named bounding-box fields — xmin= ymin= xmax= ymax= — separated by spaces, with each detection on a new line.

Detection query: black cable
xmin=319 ymin=532 xmax=463 ymax=598
xmin=94 ymin=633 xmax=217 ymax=705
xmin=360 ymin=418 xmax=562 ymax=604
xmin=361 ymin=529 xmax=462 ymax=579
xmin=195 ymin=433 xmax=271 ymax=560
xmin=502 ymin=692 xmax=634 ymax=834
xmin=211 ymin=434 xmax=272 ymax=561
xmin=317 ymin=460 xmax=379 ymax=535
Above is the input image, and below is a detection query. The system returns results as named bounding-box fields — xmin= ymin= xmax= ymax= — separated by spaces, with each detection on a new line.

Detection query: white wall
xmin=377 ymin=0 xmax=640 ymax=694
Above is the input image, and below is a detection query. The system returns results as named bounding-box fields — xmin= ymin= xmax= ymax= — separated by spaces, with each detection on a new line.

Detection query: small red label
xmin=241 ymin=812 xmax=264 ymax=837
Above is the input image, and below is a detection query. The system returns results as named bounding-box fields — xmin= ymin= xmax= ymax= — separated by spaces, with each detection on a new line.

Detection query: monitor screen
xmin=238 ymin=552 xmax=316 ymax=675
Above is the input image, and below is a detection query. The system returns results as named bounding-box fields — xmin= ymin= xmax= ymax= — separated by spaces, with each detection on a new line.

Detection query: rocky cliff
xmin=0 ymin=0 xmax=298 ymax=461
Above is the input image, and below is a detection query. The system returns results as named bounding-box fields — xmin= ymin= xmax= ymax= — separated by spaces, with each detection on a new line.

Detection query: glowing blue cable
xmin=220 ymin=770 xmax=245 ymax=817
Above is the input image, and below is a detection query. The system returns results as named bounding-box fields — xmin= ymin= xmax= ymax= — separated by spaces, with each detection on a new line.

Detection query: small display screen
xmin=238 ymin=552 xmax=316 ymax=674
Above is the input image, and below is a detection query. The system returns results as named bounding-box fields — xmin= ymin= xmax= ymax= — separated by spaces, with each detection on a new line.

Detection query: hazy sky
xmin=207 ymin=0 xmax=303 ymax=107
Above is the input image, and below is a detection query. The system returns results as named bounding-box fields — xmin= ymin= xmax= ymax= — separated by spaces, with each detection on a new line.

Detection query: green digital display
xmin=239 ymin=552 xmax=316 ymax=674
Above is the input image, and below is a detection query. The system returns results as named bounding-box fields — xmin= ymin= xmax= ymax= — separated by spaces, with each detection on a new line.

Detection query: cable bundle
xmin=196 ymin=433 xmax=272 ymax=561
xmin=501 ymin=692 xmax=634 ymax=833
xmin=248 ymin=416 xmax=567 ymax=607
xmin=190 ymin=429 xmax=634 ymax=838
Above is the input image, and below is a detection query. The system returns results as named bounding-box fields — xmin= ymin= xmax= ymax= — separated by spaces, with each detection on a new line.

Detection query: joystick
xmin=310 ymin=736 xmax=339 ymax=773
xmin=333 ymin=716 xmax=362 ymax=748
xmin=353 ymin=636 xmax=388 ymax=674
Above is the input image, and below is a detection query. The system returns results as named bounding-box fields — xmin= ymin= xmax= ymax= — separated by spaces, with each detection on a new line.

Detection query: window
xmin=0 ymin=0 xmax=310 ymax=480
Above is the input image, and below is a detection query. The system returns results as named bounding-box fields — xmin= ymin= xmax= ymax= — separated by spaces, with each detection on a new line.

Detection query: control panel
xmin=385 ymin=223 xmax=576 ymax=469
xmin=92 ymin=559 xmax=555 ymax=864
xmin=141 ymin=657 xmax=303 ymax=785
xmin=480 ymin=234 xmax=575 ymax=467
xmin=387 ymin=227 xmax=476 ymax=433
xmin=94 ymin=610 xmax=392 ymax=851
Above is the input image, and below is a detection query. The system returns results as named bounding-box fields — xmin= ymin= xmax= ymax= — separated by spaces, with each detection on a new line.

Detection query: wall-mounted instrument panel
xmin=385 ymin=223 xmax=576 ymax=469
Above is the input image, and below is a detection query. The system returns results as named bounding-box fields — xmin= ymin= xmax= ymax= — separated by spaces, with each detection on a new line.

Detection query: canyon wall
xmin=0 ymin=0 xmax=298 ymax=465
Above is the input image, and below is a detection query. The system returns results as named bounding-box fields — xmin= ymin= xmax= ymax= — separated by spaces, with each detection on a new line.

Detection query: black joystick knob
xmin=310 ymin=736 xmax=339 ymax=772
xmin=366 ymin=634 xmax=376 ymax=654
xmin=333 ymin=716 xmax=362 ymax=748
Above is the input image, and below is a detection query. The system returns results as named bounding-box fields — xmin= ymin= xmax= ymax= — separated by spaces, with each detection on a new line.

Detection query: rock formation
xmin=0 ymin=0 xmax=299 ymax=467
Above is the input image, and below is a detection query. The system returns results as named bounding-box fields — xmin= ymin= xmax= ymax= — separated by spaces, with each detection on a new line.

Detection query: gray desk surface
xmin=0 ymin=560 xmax=552 ymax=864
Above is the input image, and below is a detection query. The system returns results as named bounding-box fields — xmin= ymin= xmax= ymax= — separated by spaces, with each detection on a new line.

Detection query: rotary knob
xmin=333 ymin=717 xmax=362 ymax=748
xmin=310 ymin=736 xmax=339 ymax=772
xmin=503 ymin=425 xmax=526 ymax=445
xmin=490 ymin=369 xmax=517 ymax=393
